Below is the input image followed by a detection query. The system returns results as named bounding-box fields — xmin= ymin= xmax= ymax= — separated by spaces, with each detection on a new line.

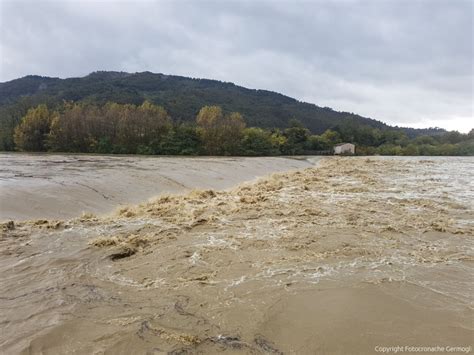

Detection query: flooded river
xmin=0 ymin=155 xmax=473 ymax=354
xmin=0 ymin=154 xmax=315 ymax=220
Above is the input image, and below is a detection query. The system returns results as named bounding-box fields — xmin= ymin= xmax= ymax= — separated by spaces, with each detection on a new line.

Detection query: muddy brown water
xmin=0 ymin=153 xmax=318 ymax=221
xmin=0 ymin=155 xmax=473 ymax=354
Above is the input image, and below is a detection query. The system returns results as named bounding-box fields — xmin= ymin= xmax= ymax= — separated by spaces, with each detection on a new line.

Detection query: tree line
xmin=11 ymin=101 xmax=474 ymax=156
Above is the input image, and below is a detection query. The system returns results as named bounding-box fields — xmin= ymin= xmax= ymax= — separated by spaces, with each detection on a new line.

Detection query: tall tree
xmin=196 ymin=106 xmax=246 ymax=155
xmin=14 ymin=105 xmax=55 ymax=151
xmin=281 ymin=119 xmax=310 ymax=154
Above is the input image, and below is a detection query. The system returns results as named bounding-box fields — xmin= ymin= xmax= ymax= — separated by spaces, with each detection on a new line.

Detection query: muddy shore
xmin=0 ymin=156 xmax=473 ymax=354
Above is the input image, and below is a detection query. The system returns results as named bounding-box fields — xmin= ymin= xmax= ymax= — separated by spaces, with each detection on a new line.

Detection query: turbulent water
xmin=0 ymin=156 xmax=473 ymax=354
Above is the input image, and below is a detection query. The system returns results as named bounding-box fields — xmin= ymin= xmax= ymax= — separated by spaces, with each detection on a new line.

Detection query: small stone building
xmin=333 ymin=143 xmax=355 ymax=155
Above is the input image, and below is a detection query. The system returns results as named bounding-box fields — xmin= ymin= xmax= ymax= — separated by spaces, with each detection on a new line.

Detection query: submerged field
xmin=0 ymin=156 xmax=473 ymax=354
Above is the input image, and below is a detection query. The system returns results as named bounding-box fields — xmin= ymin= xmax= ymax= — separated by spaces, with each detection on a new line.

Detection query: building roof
xmin=334 ymin=142 xmax=355 ymax=147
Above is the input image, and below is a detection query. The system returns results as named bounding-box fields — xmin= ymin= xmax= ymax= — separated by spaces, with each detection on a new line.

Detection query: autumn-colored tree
xmin=196 ymin=106 xmax=246 ymax=155
xmin=47 ymin=102 xmax=100 ymax=152
xmin=14 ymin=105 xmax=56 ymax=151
xmin=220 ymin=112 xmax=246 ymax=154
xmin=135 ymin=101 xmax=171 ymax=151
xmin=46 ymin=101 xmax=171 ymax=153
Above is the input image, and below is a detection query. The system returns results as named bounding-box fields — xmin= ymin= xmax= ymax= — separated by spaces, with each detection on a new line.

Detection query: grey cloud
xmin=0 ymin=0 xmax=472 ymax=131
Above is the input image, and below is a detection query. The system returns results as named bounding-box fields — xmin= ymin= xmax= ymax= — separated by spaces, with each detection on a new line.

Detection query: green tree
xmin=455 ymin=140 xmax=474 ymax=156
xmin=241 ymin=127 xmax=279 ymax=156
xmin=306 ymin=135 xmax=331 ymax=151
xmin=414 ymin=135 xmax=437 ymax=145
xmin=380 ymin=130 xmax=407 ymax=146
xmin=320 ymin=129 xmax=341 ymax=146
xmin=377 ymin=144 xmax=403 ymax=155
xmin=281 ymin=119 xmax=310 ymax=154
xmin=440 ymin=131 xmax=464 ymax=144
xmin=402 ymin=144 xmax=420 ymax=156
xmin=159 ymin=125 xmax=201 ymax=155
xmin=467 ymin=129 xmax=474 ymax=140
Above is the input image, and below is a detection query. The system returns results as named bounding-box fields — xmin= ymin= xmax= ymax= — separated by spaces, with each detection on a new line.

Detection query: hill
xmin=0 ymin=71 xmax=445 ymax=144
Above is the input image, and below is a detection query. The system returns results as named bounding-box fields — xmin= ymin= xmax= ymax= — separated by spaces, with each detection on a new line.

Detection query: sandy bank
xmin=0 ymin=153 xmax=318 ymax=221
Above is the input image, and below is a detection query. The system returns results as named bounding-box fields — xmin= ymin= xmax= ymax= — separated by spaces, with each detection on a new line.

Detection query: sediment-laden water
xmin=0 ymin=156 xmax=473 ymax=354
xmin=0 ymin=153 xmax=316 ymax=220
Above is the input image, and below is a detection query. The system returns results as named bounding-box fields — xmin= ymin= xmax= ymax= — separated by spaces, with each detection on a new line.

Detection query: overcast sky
xmin=1 ymin=0 xmax=472 ymax=132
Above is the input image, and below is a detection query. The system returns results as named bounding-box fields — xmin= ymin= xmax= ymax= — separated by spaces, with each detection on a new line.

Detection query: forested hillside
xmin=0 ymin=71 xmax=448 ymax=151
xmin=3 ymin=71 xmax=471 ymax=156
xmin=0 ymin=71 xmax=386 ymax=131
